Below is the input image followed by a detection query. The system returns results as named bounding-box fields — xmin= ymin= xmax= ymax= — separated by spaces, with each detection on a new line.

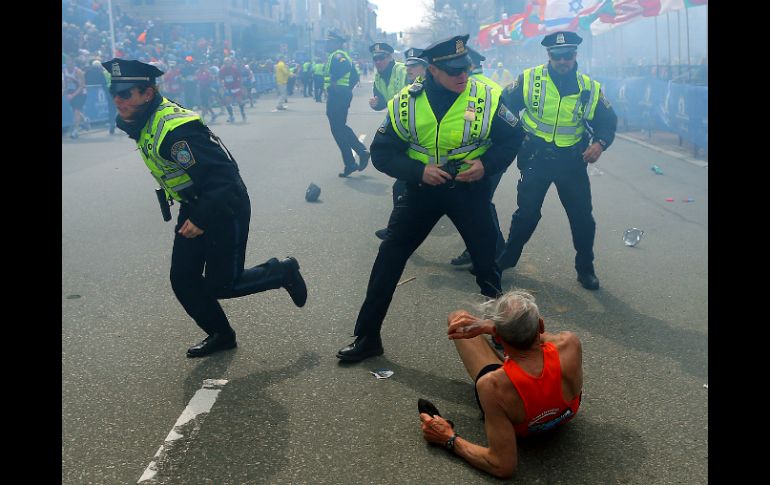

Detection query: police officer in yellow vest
xmin=368 ymin=42 xmax=407 ymax=111
xmin=468 ymin=48 xmax=500 ymax=90
xmin=450 ymin=47 xmax=506 ymax=267
xmin=323 ymin=30 xmax=370 ymax=178
xmin=312 ymin=58 xmax=325 ymax=103
xmin=370 ymin=43 xmax=412 ymax=241
xmin=496 ymin=31 xmax=617 ymax=290
xmin=104 ymin=58 xmax=308 ymax=358
xmin=336 ymin=35 xmax=525 ymax=362
xmin=404 ymin=47 xmax=427 ymax=83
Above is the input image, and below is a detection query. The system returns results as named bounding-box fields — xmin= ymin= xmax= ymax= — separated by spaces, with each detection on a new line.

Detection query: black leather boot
xmin=186 ymin=330 xmax=237 ymax=358
xmin=336 ymin=335 xmax=384 ymax=362
xmin=281 ymin=257 xmax=307 ymax=307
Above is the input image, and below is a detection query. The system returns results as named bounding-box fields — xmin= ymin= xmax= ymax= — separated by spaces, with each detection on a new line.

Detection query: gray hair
xmin=478 ymin=290 xmax=540 ymax=350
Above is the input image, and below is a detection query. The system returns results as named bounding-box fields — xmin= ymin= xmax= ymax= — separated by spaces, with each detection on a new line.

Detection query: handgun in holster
xmin=155 ymin=187 xmax=173 ymax=222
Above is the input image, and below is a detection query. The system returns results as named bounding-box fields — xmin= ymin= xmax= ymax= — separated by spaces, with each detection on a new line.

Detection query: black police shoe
xmin=186 ymin=330 xmax=237 ymax=358
xmin=375 ymin=228 xmax=389 ymax=240
xmin=338 ymin=165 xmax=357 ymax=178
xmin=336 ymin=335 xmax=384 ymax=362
xmin=281 ymin=257 xmax=307 ymax=307
xmin=450 ymin=249 xmax=471 ymax=266
xmin=577 ymin=272 xmax=600 ymax=290
xmin=357 ymin=149 xmax=370 ymax=171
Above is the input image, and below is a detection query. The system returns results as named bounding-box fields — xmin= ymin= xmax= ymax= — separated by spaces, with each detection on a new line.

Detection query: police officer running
xmin=496 ymin=32 xmax=617 ymax=290
xmin=323 ymin=30 xmax=370 ymax=178
xmin=104 ymin=58 xmax=308 ymax=357
xmin=336 ymin=35 xmax=525 ymax=362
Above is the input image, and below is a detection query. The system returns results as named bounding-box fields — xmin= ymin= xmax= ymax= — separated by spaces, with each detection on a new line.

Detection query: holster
xmin=155 ymin=188 xmax=172 ymax=222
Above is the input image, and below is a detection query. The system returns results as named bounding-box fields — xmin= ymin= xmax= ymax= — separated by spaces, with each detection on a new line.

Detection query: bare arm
xmin=421 ymin=377 xmax=518 ymax=478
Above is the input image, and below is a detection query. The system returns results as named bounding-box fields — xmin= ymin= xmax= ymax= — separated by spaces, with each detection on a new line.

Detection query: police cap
xmin=404 ymin=47 xmax=427 ymax=67
xmin=305 ymin=183 xmax=321 ymax=202
xmin=369 ymin=42 xmax=394 ymax=58
xmin=421 ymin=34 xmax=471 ymax=69
xmin=467 ymin=48 xmax=485 ymax=66
xmin=326 ymin=30 xmax=348 ymax=42
xmin=102 ymin=58 xmax=164 ymax=95
xmin=541 ymin=31 xmax=582 ymax=52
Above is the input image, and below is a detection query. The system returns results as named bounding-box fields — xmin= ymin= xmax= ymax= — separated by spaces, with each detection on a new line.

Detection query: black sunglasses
xmin=550 ymin=51 xmax=576 ymax=61
xmin=440 ymin=65 xmax=470 ymax=77
xmin=111 ymin=88 xmax=135 ymax=99
xmin=373 ymin=54 xmax=388 ymax=61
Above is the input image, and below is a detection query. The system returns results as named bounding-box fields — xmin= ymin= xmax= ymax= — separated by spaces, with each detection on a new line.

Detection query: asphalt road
xmin=62 ymin=80 xmax=708 ymax=484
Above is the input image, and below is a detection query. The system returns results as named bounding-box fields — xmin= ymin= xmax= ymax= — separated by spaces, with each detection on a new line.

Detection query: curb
xmin=616 ymin=133 xmax=708 ymax=168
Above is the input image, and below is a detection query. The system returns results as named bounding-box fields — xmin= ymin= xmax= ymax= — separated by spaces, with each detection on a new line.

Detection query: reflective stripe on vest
xmin=521 ymin=65 xmax=601 ymax=147
xmin=374 ymin=62 xmax=408 ymax=100
xmin=137 ymin=97 xmax=201 ymax=202
xmin=387 ymin=78 xmax=500 ymax=171
xmin=324 ymin=49 xmax=352 ymax=89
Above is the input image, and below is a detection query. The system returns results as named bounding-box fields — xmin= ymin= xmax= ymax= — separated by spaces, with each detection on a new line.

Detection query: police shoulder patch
xmin=378 ymin=115 xmax=389 ymax=134
xmin=170 ymin=140 xmax=196 ymax=169
xmin=497 ymin=104 xmax=519 ymax=128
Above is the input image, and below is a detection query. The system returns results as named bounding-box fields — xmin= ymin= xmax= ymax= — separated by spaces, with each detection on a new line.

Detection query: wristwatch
xmin=445 ymin=433 xmax=458 ymax=451
xmin=597 ymin=139 xmax=608 ymax=150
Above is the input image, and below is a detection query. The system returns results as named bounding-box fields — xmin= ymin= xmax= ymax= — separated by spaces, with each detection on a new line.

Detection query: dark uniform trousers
xmin=354 ymin=180 xmax=502 ymax=337
xmin=313 ymin=75 xmax=324 ymax=102
xmin=326 ymin=85 xmax=367 ymax=171
xmin=504 ymin=141 xmax=596 ymax=274
xmin=487 ymin=170 xmax=506 ymax=255
xmin=170 ymin=198 xmax=286 ymax=335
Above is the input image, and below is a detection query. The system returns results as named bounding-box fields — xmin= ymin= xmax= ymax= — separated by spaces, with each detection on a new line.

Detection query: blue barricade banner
xmin=595 ymin=76 xmax=707 ymax=149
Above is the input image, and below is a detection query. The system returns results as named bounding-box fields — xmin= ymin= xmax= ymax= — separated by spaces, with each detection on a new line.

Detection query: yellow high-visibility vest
xmin=520 ymin=64 xmax=601 ymax=147
xmin=387 ymin=78 xmax=501 ymax=173
xmin=137 ymin=97 xmax=200 ymax=202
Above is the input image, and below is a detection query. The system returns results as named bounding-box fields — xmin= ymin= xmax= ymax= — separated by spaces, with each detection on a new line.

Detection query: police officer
xmin=368 ymin=42 xmax=407 ymax=111
xmin=369 ymin=43 xmax=412 ymax=241
xmin=450 ymin=47 xmax=506 ymax=266
xmin=104 ymin=58 xmax=308 ymax=357
xmin=404 ymin=47 xmax=428 ymax=84
xmin=496 ymin=31 xmax=617 ymax=290
xmin=312 ymin=57 xmax=325 ymax=103
xmin=468 ymin=48 xmax=500 ymax=89
xmin=323 ymin=30 xmax=370 ymax=177
xmin=336 ymin=35 xmax=525 ymax=362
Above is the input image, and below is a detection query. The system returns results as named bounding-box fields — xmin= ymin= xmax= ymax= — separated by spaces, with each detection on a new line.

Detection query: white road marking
xmin=137 ymin=379 xmax=228 ymax=483
xmin=358 ymin=134 xmax=367 ymax=144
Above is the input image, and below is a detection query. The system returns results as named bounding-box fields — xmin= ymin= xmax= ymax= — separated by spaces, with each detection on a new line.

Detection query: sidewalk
xmin=616 ymin=129 xmax=708 ymax=168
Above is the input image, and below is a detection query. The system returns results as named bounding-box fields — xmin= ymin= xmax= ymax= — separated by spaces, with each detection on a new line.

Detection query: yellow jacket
xmin=275 ymin=61 xmax=290 ymax=85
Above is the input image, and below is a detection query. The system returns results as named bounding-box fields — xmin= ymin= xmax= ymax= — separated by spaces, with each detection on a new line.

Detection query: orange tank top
xmin=503 ymin=341 xmax=581 ymax=438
